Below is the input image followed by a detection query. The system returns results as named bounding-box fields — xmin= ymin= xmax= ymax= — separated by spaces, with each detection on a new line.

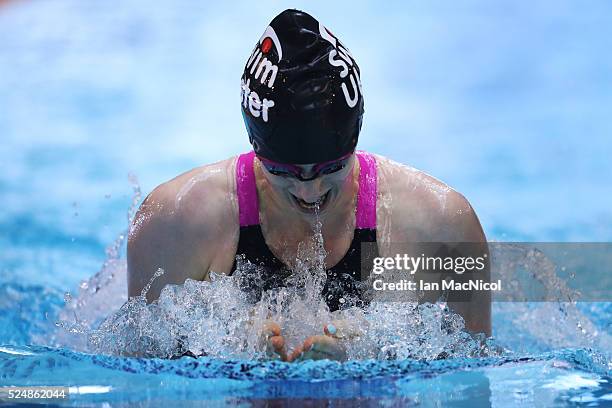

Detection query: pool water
xmin=1 ymin=0 xmax=611 ymax=406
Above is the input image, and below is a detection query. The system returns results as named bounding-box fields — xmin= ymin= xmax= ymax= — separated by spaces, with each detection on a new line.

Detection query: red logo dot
xmin=261 ymin=37 xmax=272 ymax=54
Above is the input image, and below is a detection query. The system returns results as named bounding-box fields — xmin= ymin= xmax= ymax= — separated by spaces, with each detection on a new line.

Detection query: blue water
xmin=1 ymin=0 xmax=611 ymax=406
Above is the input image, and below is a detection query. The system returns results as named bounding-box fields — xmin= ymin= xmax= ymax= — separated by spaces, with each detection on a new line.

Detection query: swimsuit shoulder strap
xmin=355 ymin=151 xmax=377 ymax=230
xmin=236 ymin=151 xmax=260 ymax=226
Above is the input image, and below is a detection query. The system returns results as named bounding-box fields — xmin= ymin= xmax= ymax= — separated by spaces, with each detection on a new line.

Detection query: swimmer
xmin=127 ymin=9 xmax=491 ymax=362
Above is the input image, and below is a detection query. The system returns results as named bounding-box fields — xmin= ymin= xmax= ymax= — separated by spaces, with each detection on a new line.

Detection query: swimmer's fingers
xmin=262 ymin=320 xmax=282 ymax=337
xmin=323 ymin=319 xmax=363 ymax=340
xmin=323 ymin=323 xmax=337 ymax=337
xmin=287 ymin=336 xmax=315 ymax=362
xmin=268 ymin=335 xmax=288 ymax=361
xmin=288 ymin=344 xmax=305 ymax=362
xmin=260 ymin=320 xmax=287 ymax=361
xmin=289 ymin=335 xmax=347 ymax=362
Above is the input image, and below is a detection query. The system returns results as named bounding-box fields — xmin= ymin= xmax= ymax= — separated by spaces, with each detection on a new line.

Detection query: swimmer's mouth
xmin=292 ymin=191 xmax=330 ymax=211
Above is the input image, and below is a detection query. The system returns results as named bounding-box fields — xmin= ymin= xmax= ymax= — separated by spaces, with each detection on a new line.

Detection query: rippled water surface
xmin=1 ymin=0 xmax=611 ymax=406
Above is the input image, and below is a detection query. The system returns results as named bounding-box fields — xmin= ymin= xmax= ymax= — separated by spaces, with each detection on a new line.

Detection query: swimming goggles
xmin=257 ymin=152 xmax=353 ymax=181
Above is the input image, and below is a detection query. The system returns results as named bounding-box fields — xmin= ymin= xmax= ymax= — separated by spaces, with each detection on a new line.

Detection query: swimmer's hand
xmin=288 ymin=320 xmax=362 ymax=362
xmin=259 ymin=320 xmax=288 ymax=361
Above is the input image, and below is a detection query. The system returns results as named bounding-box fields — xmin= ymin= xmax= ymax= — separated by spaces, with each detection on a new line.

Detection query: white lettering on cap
xmin=241 ymin=77 xmax=275 ymax=122
xmin=318 ymin=23 xmax=361 ymax=109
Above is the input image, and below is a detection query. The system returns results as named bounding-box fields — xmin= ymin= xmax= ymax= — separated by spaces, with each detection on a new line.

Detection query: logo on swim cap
xmin=261 ymin=37 xmax=272 ymax=54
xmin=259 ymin=26 xmax=282 ymax=61
xmin=245 ymin=25 xmax=282 ymax=89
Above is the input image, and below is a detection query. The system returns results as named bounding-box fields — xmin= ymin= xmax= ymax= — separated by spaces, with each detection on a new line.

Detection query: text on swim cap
xmin=319 ymin=23 xmax=363 ymax=109
xmin=241 ymin=78 xmax=275 ymax=122
xmin=246 ymin=49 xmax=279 ymax=88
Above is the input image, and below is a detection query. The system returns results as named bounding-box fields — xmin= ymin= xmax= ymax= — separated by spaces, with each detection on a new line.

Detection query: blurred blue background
xmin=1 ymin=0 xmax=611 ymax=290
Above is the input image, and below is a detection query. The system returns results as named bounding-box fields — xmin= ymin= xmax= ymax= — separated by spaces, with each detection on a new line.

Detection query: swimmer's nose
xmin=292 ymin=179 xmax=325 ymax=202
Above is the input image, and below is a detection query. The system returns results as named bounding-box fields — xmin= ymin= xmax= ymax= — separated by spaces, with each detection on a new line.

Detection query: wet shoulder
xmin=373 ymin=154 xmax=474 ymax=240
xmin=130 ymin=156 xmax=239 ymax=242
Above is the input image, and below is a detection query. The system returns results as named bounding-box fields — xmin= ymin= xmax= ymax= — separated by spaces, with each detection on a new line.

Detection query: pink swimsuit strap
xmin=355 ymin=150 xmax=377 ymax=229
xmin=236 ymin=151 xmax=260 ymax=226
xmin=235 ymin=150 xmax=377 ymax=229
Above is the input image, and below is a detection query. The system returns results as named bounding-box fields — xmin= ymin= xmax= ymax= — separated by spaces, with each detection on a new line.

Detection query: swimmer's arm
xmin=442 ymin=192 xmax=492 ymax=336
xmin=127 ymin=186 xmax=214 ymax=302
xmin=127 ymin=162 xmax=239 ymax=303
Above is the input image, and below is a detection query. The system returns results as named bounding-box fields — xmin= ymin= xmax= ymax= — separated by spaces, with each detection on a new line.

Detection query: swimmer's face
xmin=257 ymin=153 xmax=356 ymax=214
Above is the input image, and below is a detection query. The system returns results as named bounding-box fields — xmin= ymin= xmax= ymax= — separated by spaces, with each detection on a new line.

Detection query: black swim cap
xmin=240 ymin=9 xmax=364 ymax=164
